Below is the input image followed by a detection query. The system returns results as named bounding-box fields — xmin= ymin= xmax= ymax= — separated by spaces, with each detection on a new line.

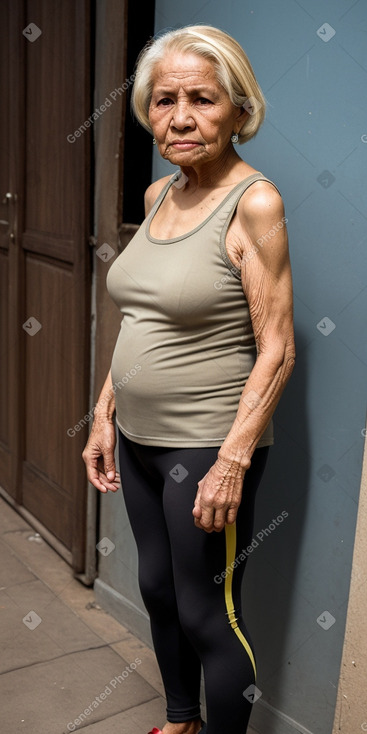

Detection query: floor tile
xmin=0 ymin=646 xmax=160 ymax=734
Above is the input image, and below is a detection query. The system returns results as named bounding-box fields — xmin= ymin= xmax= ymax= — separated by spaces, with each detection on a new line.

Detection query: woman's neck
xmin=179 ymin=146 xmax=246 ymax=191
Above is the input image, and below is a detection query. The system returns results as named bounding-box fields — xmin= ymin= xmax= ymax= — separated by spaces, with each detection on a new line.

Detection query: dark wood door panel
xmin=25 ymin=0 xmax=84 ymax=237
xmin=0 ymin=0 xmax=10 ymax=253
xmin=22 ymin=462 xmax=72 ymax=550
xmin=1 ymin=0 xmax=92 ymax=571
xmin=0 ymin=251 xmax=10 ymax=490
xmin=24 ymin=256 xmax=84 ymax=490
xmin=20 ymin=0 xmax=92 ymax=569
xmin=0 ymin=0 xmax=15 ymax=495
xmin=22 ymin=232 xmax=75 ymax=263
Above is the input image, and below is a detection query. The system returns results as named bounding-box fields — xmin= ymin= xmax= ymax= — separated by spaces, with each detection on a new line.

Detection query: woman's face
xmin=148 ymin=52 xmax=247 ymax=167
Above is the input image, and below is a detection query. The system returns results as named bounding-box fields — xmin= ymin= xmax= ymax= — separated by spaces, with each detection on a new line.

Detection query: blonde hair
xmin=131 ymin=24 xmax=266 ymax=144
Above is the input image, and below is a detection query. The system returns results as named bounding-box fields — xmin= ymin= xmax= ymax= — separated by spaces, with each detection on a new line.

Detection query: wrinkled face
xmin=148 ymin=51 xmax=247 ymax=166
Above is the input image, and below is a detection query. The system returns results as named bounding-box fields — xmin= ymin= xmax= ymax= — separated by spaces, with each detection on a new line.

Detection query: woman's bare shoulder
xmin=144 ymin=175 xmax=173 ymax=216
xmin=237 ymin=177 xmax=284 ymax=224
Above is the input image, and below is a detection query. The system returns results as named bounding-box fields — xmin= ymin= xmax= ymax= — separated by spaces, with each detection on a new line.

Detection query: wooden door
xmin=0 ymin=0 xmax=92 ymax=571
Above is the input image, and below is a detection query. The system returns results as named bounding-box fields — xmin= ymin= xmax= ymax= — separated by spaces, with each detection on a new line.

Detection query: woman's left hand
xmin=192 ymin=454 xmax=248 ymax=533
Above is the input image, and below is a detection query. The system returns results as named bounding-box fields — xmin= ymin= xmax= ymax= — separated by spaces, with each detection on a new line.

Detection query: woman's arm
xmin=82 ymin=369 xmax=121 ymax=493
xmin=93 ymin=368 xmax=116 ymax=421
xmin=193 ymin=183 xmax=295 ymax=532
xmin=218 ymin=182 xmax=296 ymax=469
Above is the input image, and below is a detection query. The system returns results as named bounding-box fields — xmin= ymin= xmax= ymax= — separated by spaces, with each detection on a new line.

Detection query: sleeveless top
xmin=106 ymin=170 xmax=281 ymax=448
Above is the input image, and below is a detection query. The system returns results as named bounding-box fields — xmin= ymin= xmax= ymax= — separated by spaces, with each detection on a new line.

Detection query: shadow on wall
xmin=243 ymin=329 xmax=313 ymax=732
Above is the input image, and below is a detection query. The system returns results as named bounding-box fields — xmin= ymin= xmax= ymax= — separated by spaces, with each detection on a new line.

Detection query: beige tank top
xmin=106 ymin=170 xmax=280 ymax=448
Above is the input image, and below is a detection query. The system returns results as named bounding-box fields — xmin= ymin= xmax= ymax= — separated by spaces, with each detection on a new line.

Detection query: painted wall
xmin=95 ymin=2 xmax=367 ymax=732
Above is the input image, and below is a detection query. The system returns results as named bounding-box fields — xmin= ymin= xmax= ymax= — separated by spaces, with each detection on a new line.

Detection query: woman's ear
xmin=235 ymin=105 xmax=249 ymax=132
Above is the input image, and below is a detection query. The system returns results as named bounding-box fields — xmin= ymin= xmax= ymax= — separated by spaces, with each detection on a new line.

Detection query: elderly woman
xmin=82 ymin=24 xmax=295 ymax=734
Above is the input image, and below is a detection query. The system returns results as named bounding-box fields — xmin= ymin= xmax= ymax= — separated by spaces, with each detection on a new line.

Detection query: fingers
xmin=194 ymin=507 xmax=238 ymax=533
xmin=195 ymin=501 xmax=219 ymax=532
xmin=97 ymin=468 xmax=121 ymax=493
xmin=82 ymin=450 xmax=120 ymax=493
xmin=87 ymin=465 xmax=121 ymax=493
xmin=192 ymin=485 xmax=203 ymax=520
xmin=102 ymin=451 xmax=117 ymax=482
xmin=82 ymin=420 xmax=119 ymax=494
xmin=193 ymin=459 xmax=245 ymax=533
xmin=86 ymin=464 xmax=108 ymax=493
xmin=96 ymin=456 xmax=119 ymax=491
xmin=193 ymin=480 xmax=241 ymax=531
xmin=225 ymin=505 xmax=238 ymax=525
xmin=194 ymin=505 xmax=233 ymax=533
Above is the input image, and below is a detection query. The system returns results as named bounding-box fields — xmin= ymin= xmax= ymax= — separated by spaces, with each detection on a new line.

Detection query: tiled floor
xmin=0 ymin=496 xmax=258 ymax=734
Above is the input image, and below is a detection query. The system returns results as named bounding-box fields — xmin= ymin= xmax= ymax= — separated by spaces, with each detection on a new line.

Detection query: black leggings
xmin=118 ymin=428 xmax=270 ymax=734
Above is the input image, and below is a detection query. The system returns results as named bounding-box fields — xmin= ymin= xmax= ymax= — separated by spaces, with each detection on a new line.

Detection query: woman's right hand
xmin=82 ymin=417 xmax=121 ymax=493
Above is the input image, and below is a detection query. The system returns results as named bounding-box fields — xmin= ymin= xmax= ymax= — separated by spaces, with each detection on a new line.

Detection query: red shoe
xmin=147 ymin=723 xmax=206 ymax=734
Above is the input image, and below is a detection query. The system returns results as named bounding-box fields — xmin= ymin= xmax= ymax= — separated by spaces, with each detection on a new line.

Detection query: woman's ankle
xmin=162 ymin=717 xmax=202 ymax=734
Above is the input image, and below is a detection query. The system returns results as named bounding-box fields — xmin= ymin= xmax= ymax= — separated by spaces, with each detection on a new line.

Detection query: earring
xmin=231 ymin=132 xmax=239 ymax=144
xmin=152 ymin=138 xmax=156 ymax=145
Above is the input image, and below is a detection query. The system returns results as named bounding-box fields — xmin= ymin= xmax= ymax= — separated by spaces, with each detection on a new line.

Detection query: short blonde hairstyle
xmin=131 ymin=24 xmax=266 ymax=144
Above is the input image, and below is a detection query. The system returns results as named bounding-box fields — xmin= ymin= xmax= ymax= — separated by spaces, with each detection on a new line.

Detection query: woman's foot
xmin=161 ymin=718 xmax=203 ymax=734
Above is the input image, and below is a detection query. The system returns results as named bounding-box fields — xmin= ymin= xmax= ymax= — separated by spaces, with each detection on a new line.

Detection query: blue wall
xmin=150 ymin=1 xmax=367 ymax=732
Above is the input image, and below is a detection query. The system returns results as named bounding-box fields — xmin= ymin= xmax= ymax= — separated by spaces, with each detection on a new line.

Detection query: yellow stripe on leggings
xmin=224 ymin=523 xmax=257 ymax=679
